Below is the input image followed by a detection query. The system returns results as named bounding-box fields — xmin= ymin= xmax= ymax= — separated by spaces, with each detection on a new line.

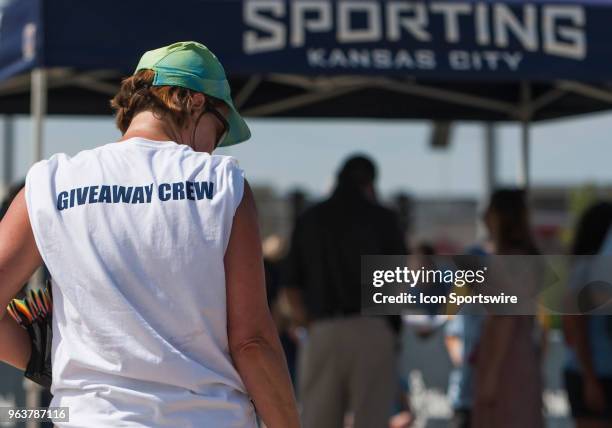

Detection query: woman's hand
xmin=0 ymin=314 xmax=31 ymax=370
xmin=389 ymin=410 xmax=413 ymax=428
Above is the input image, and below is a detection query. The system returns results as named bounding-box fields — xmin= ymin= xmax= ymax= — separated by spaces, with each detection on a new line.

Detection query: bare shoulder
xmin=236 ymin=179 xmax=257 ymax=216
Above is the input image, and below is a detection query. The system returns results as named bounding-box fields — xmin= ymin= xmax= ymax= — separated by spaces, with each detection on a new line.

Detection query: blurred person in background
xmin=284 ymin=155 xmax=407 ymax=428
xmin=388 ymin=376 xmax=413 ymax=428
xmin=563 ymin=201 xmax=612 ymax=428
xmin=411 ymin=241 xmax=446 ymax=325
xmin=263 ymin=234 xmax=287 ymax=307
xmin=445 ymin=314 xmax=483 ymax=428
xmin=0 ymin=180 xmax=24 ymax=219
xmin=0 ymin=41 xmax=299 ymax=428
xmin=472 ymin=189 xmax=543 ymax=428
xmin=444 ymin=244 xmax=487 ymax=428
xmin=263 ymin=234 xmax=299 ymax=384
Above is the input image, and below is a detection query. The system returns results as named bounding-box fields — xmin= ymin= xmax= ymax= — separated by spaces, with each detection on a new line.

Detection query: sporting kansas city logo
xmin=242 ymin=1 xmax=586 ymax=71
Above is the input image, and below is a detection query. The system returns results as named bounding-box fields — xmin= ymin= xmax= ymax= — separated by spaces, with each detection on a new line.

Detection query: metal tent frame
xmin=17 ymin=69 xmax=612 ymax=189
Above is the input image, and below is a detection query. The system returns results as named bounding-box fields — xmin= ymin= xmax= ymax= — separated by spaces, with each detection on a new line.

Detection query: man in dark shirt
xmin=285 ymin=155 xmax=407 ymax=428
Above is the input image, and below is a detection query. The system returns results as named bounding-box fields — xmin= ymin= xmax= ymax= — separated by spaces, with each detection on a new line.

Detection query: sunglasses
xmin=204 ymin=101 xmax=229 ymax=148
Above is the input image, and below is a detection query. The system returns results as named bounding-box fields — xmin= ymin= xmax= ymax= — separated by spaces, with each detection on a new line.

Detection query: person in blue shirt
xmin=444 ymin=245 xmax=487 ymax=428
xmin=445 ymin=313 xmax=484 ymax=428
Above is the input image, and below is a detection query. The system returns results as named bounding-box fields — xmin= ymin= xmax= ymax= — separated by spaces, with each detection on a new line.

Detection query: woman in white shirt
xmin=0 ymin=41 xmax=299 ymax=428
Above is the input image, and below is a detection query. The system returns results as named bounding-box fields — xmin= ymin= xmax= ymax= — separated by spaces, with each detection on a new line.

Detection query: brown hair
xmin=486 ymin=188 xmax=539 ymax=255
xmin=110 ymin=69 xmax=201 ymax=134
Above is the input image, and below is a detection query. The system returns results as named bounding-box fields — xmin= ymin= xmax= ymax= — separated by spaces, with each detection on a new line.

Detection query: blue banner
xmin=2 ymin=0 xmax=612 ymax=82
xmin=0 ymin=0 xmax=39 ymax=81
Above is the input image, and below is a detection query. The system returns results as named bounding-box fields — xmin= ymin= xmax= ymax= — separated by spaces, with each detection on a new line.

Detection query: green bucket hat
xmin=134 ymin=41 xmax=250 ymax=147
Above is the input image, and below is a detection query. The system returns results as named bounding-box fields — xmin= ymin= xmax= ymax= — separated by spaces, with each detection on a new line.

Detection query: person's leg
xmin=449 ymin=409 xmax=471 ymax=428
xmin=347 ymin=317 xmax=396 ymax=428
xmin=565 ymin=370 xmax=612 ymax=428
xmin=298 ymin=320 xmax=347 ymax=428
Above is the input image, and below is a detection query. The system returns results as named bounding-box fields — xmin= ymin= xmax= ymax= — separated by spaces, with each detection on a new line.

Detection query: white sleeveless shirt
xmin=24 ymin=138 xmax=257 ymax=427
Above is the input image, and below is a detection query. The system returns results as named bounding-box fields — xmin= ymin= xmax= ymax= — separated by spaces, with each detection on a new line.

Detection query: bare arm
xmin=563 ymin=314 xmax=597 ymax=378
xmin=482 ymin=316 xmax=515 ymax=377
xmin=444 ymin=335 xmax=463 ymax=367
xmin=562 ymin=282 xmax=597 ymax=379
xmin=563 ymin=314 xmax=607 ymax=411
xmin=225 ymin=181 xmax=300 ymax=428
xmin=478 ymin=315 xmax=516 ymax=403
xmin=0 ymin=189 xmax=43 ymax=369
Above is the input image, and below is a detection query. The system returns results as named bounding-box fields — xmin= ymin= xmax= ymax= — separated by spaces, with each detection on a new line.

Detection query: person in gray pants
xmin=284 ymin=155 xmax=407 ymax=428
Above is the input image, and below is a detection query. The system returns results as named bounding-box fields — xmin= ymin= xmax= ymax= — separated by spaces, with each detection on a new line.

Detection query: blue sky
xmin=4 ymin=111 xmax=612 ymax=200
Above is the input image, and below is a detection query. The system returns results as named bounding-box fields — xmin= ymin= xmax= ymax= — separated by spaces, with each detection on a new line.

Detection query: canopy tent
xmin=2 ymin=0 xmax=612 ymax=186
xmin=5 ymin=0 xmax=612 ymax=412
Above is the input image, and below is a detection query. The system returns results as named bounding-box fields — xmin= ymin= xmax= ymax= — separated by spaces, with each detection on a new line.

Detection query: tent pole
xmin=31 ymin=68 xmax=47 ymax=163
xmin=520 ymin=119 xmax=530 ymax=190
xmin=29 ymin=71 xmax=47 ymax=282
xmin=519 ymin=82 xmax=531 ymax=190
xmin=3 ymin=115 xmax=14 ymax=193
xmin=26 ymin=69 xmax=47 ymax=428
xmin=478 ymin=122 xmax=497 ymax=241
xmin=484 ymin=122 xmax=497 ymax=197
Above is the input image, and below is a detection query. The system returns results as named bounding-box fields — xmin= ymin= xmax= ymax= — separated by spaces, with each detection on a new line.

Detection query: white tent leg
xmin=26 ymin=68 xmax=47 ymax=428
xmin=31 ymin=68 xmax=47 ymax=163
xmin=23 ymin=379 xmax=43 ymax=428
xmin=29 ymin=70 xmax=47 ymax=286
